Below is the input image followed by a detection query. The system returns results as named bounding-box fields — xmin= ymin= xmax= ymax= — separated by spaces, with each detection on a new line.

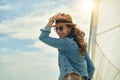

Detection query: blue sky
xmin=0 ymin=0 xmax=93 ymax=80
xmin=0 ymin=0 xmax=120 ymax=80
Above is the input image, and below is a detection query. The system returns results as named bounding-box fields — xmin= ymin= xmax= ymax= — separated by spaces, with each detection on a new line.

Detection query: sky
xmin=0 ymin=0 xmax=92 ymax=80
xmin=0 ymin=0 xmax=120 ymax=80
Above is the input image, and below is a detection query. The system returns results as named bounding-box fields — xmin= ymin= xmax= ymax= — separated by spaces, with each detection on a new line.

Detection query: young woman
xmin=39 ymin=13 xmax=95 ymax=80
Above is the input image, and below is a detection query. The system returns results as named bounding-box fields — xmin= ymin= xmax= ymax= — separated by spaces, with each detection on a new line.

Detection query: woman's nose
xmin=56 ymin=29 xmax=61 ymax=33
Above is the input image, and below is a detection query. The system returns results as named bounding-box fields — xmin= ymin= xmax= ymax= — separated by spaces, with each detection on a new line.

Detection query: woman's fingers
xmin=54 ymin=13 xmax=66 ymax=20
xmin=50 ymin=13 xmax=66 ymax=22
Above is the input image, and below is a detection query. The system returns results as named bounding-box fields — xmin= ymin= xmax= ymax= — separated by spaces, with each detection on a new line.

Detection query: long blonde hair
xmin=66 ymin=24 xmax=87 ymax=55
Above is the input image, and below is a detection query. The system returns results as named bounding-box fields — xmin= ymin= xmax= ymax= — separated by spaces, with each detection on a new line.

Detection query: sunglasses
xmin=54 ymin=26 xmax=64 ymax=32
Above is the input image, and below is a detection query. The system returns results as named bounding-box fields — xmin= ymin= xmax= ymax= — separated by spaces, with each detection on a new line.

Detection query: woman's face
xmin=55 ymin=24 xmax=71 ymax=38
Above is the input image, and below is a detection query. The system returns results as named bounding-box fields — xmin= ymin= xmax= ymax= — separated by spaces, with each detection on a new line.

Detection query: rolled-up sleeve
xmin=39 ymin=26 xmax=68 ymax=50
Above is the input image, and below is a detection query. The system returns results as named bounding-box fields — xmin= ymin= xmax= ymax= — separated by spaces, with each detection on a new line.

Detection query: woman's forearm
xmin=46 ymin=17 xmax=55 ymax=27
xmin=46 ymin=20 xmax=54 ymax=27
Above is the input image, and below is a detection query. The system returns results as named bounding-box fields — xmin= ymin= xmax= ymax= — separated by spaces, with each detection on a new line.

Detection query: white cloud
xmin=0 ymin=13 xmax=50 ymax=39
xmin=0 ymin=48 xmax=8 ymax=51
xmin=0 ymin=48 xmax=59 ymax=80
xmin=0 ymin=5 xmax=10 ymax=10
xmin=29 ymin=40 xmax=58 ymax=54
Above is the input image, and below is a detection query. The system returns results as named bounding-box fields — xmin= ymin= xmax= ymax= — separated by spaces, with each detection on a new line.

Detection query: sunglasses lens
xmin=55 ymin=26 xmax=63 ymax=31
xmin=59 ymin=26 xmax=63 ymax=31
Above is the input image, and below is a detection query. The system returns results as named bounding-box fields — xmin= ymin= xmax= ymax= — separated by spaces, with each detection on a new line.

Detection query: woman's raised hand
xmin=49 ymin=13 xmax=66 ymax=22
xmin=52 ymin=13 xmax=66 ymax=20
xmin=47 ymin=13 xmax=66 ymax=27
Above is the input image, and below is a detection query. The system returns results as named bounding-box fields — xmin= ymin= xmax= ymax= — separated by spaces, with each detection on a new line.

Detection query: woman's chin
xmin=59 ymin=36 xmax=63 ymax=38
xmin=59 ymin=35 xmax=63 ymax=38
xmin=59 ymin=36 xmax=66 ymax=38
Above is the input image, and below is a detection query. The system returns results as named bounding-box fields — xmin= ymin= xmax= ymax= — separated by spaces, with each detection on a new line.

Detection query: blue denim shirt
xmin=39 ymin=26 xmax=95 ymax=80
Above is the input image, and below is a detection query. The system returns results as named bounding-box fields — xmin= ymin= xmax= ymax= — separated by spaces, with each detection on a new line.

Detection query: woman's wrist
xmin=46 ymin=21 xmax=54 ymax=27
xmin=46 ymin=17 xmax=55 ymax=27
xmin=49 ymin=17 xmax=55 ymax=22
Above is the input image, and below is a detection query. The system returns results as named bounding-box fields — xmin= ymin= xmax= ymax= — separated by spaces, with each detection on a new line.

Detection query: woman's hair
xmin=66 ymin=24 xmax=87 ymax=55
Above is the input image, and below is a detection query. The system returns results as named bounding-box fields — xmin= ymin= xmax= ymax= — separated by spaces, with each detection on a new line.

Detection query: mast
xmin=88 ymin=0 xmax=100 ymax=60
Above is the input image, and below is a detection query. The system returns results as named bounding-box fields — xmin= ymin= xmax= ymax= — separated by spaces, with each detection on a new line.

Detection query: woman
xmin=39 ymin=13 xmax=95 ymax=80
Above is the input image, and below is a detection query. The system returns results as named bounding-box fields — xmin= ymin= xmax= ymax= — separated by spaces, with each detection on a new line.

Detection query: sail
xmin=88 ymin=0 xmax=120 ymax=80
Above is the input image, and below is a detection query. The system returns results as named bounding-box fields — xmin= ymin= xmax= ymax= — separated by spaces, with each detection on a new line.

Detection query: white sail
xmin=89 ymin=0 xmax=120 ymax=80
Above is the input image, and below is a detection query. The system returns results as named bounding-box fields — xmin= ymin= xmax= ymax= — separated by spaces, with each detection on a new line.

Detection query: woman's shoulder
xmin=64 ymin=37 xmax=78 ymax=48
xmin=64 ymin=37 xmax=75 ymax=43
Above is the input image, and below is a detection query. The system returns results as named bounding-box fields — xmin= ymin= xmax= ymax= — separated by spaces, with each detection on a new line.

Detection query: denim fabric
xmin=39 ymin=26 xmax=95 ymax=80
